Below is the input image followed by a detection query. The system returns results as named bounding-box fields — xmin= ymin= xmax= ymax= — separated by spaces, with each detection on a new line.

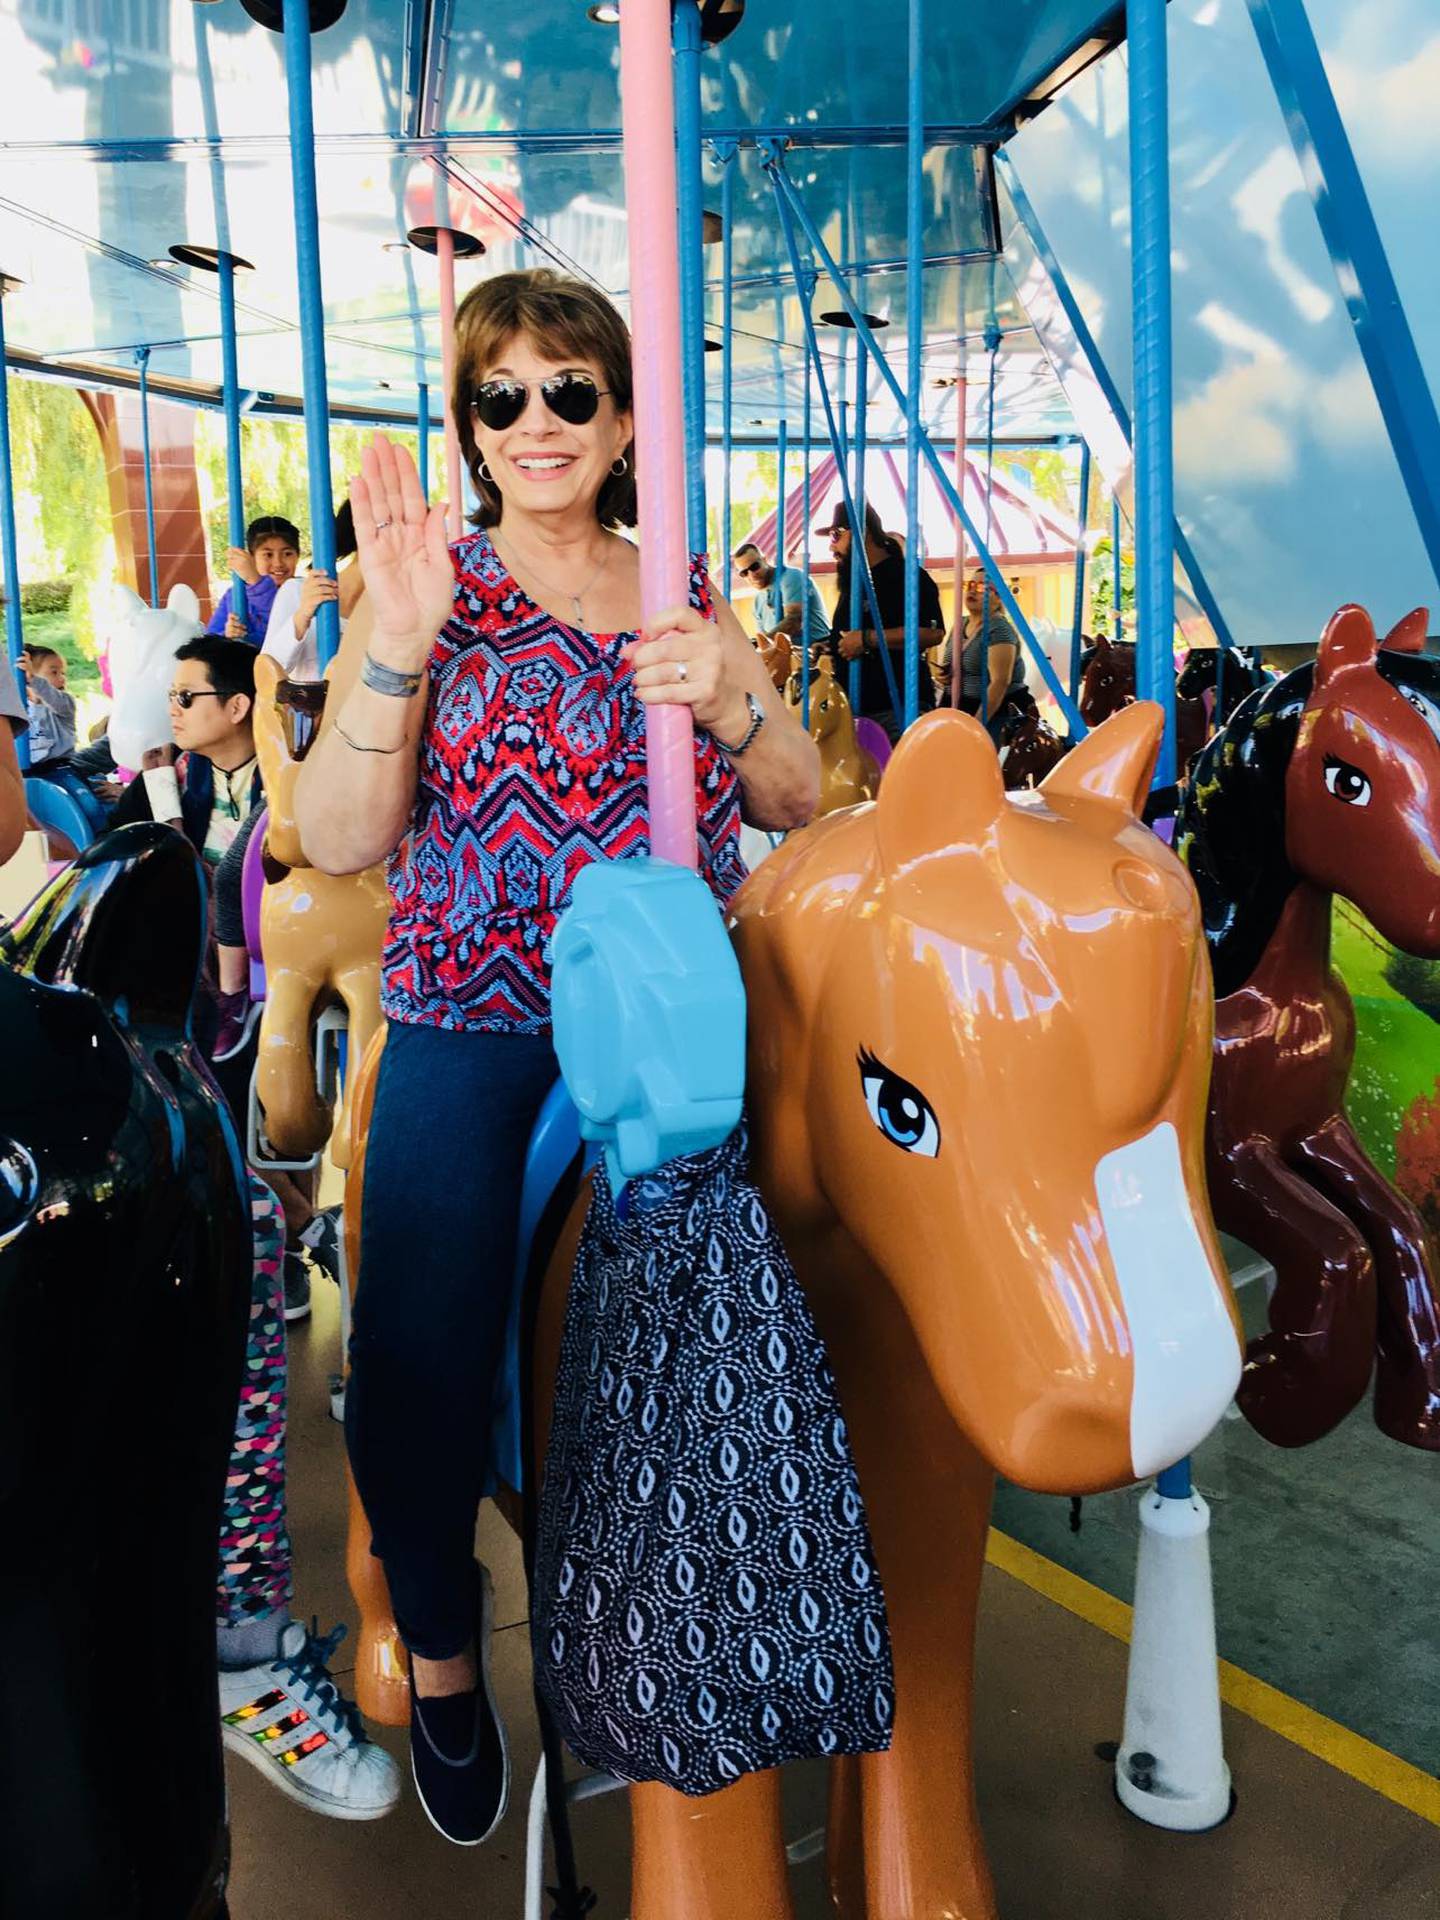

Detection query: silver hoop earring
xmin=610 ymin=455 xmax=629 ymax=478
xmin=480 ymin=459 xmax=494 ymax=484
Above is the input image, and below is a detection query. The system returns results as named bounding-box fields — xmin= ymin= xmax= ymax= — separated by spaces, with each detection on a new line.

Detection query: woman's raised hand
xmin=350 ymin=433 xmax=454 ymax=670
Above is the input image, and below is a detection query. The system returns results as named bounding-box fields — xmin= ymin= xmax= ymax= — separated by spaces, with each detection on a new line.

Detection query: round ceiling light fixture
xmin=238 ymin=0 xmax=348 ymax=27
xmin=818 ymin=309 xmax=888 ymax=330
xmin=168 ymin=243 xmax=256 ymax=274
xmin=586 ymin=3 xmax=622 ymax=21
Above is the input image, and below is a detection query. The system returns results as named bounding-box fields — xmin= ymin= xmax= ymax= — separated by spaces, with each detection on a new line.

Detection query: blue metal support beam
xmin=216 ymin=252 xmax=251 ymax=640
xmin=902 ymin=0 xmax=924 ymax=732
xmin=0 ymin=282 xmax=27 ymax=767
xmin=1247 ymin=0 xmax=1440 ymax=594
xmin=673 ymin=0 xmax=708 ymax=556
xmin=802 ymin=342 xmax=813 ymax=730
xmin=135 ymin=346 xmax=160 ymax=609
xmin=1128 ymin=0 xmax=1177 ymax=785
xmin=1113 ymin=495 xmax=1124 ymax=640
xmin=765 ymin=155 xmax=896 ymax=718
xmin=768 ymin=155 xmax=1084 ymax=737
xmin=281 ymin=0 xmax=339 ymax=669
xmin=418 ymin=380 xmax=430 ymax=497
xmin=997 ymin=151 xmax=1236 ymax=657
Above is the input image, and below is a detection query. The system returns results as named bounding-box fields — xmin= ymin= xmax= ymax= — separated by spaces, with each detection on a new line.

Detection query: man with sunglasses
xmin=732 ymin=541 xmax=828 ymax=657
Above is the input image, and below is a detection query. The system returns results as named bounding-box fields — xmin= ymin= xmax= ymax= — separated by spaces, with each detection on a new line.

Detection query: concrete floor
xmin=225 ymin=1277 xmax=1440 ymax=1920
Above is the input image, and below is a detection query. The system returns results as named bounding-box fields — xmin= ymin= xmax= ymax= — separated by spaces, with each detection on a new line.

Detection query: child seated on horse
xmin=263 ymin=501 xmax=368 ymax=686
xmin=20 ymin=644 xmax=111 ymax=835
xmin=208 ymin=515 xmax=302 ymax=644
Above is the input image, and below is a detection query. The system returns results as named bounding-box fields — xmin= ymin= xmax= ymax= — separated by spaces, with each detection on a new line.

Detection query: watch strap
xmin=715 ymin=690 xmax=766 ymax=758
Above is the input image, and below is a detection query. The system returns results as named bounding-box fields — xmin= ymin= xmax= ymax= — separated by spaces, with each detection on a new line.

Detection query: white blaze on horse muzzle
xmin=1094 ymin=1121 xmax=1243 ymax=1479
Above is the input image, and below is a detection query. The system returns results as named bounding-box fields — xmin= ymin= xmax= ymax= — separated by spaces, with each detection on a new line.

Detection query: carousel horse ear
xmin=1382 ymin=607 xmax=1429 ymax=655
xmin=877 ymin=710 xmax=1004 ymax=872
xmin=1040 ymin=700 xmax=1161 ymax=818
xmin=1313 ymin=604 xmax=1378 ymax=688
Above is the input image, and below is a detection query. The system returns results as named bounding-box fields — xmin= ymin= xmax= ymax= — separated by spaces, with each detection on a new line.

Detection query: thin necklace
xmin=494 ymin=530 xmax=612 ymax=628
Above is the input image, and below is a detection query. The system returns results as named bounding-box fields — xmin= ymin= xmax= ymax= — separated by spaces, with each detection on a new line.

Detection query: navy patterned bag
xmin=532 ymin=1124 xmax=894 ymax=1796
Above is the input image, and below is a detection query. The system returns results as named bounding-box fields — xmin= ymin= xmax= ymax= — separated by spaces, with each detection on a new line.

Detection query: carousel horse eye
xmin=857 ymin=1051 xmax=940 ymax=1158
xmin=1322 ymin=755 xmax=1372 ymax=808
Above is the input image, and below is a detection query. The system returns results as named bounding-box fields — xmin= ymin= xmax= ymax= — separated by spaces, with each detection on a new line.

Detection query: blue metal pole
xmin=673 ymin=0 xmax=708 ymax=555
xmin=768 ymin=159 xmax=1084 ymax=737
xmin=1128 ymin=0 xmax=1177 ymax=785
xmin=418 ymin=380 xmax=430 ymax=498
xmin=720 ymin=146 xmax=736 ymax=597
xmin=135 ymin=347 xmax=160 ymax=609
xmin=282 ymin=0 xmax=339 ymax=669
xmin=1156 ymin=1458 xmax=1192 ymax=1500
xmin=776 ymin=419 xmax=788 ymax=653
xmin=765 ymin=168 xmax=894 ymax=679
xmin=1112 ymin=495 xmax=1124 ymax=641
xmin=1247 ymin=0 xmax=1440 ymax=593
xmin=0 ymin=284 xmax=28 ymax=768
xmin=802 ymin=356 xmax=813 ymax=730
xmin=216 ymin=252 xmax=251 ymax=639
xmin=1070 ymin=440 xmax=1091 ymax=703
xmin=902 ymin=0 xmax=923 ymax=733
xmin=849 ymin=337 xmax=866 ymax=712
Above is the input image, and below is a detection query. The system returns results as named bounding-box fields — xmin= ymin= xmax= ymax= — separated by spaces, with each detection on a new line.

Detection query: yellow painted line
xmin=985 ymin=1528 xmax=1440 ymax=1828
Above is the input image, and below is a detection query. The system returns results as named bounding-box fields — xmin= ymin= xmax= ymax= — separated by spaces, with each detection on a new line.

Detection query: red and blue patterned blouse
xmin=381 ymin=529 xmax=747 ymax=1033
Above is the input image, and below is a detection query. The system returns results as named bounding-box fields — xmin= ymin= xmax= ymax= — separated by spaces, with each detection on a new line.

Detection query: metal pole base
xmin=1116 ymin=1482 xmax=1234 ymax=1832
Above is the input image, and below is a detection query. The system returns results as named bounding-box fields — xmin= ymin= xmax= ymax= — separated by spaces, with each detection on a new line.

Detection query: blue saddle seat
xmin=485 ymin=1079 xmax=596 ymax=1494
xmin=24 ymin=776 xmax=95 ymax=853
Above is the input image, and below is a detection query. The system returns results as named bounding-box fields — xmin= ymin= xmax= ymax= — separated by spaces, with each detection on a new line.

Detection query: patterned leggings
xmin=216 ymin=1178 xmax=293 ymax=1629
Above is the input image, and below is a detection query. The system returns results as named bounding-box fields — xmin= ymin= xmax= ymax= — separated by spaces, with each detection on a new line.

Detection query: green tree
xmin=1089 ymin=533 xmax=1135 ymax=637
xmin=195 ymin=415 xmax=419 ymax=573
xmin=8 ymin=379 xmax=115 ymax=665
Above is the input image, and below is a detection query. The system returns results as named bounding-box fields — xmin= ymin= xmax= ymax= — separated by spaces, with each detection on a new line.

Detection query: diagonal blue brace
xmin=763 ymin=147 xmax=901 ymax=721
xmin=768 ymin=157 xmax=1086 ymax=740
xmin=1246 ymin=0 xmax=1440 ymax=595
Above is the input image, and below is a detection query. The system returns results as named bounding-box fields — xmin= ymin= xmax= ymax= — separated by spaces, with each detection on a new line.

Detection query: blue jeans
xmin=346 ymin=1021 xmax=559 ymax=1659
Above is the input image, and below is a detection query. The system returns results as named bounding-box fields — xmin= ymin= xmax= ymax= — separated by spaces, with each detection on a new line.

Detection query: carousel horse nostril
xmin=1112 ymin=859 xmax=1169 ymax=913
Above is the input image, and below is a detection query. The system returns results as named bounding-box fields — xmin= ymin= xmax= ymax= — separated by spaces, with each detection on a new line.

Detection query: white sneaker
xmin=220 ymin=1620 xmax=400 ymax=1821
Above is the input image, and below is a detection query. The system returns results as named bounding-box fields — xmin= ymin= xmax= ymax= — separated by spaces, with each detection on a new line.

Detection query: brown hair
xmin=453 ymin=268 xmax=636 ymax=530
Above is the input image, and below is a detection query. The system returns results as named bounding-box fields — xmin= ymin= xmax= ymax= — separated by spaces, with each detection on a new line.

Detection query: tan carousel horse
xmin=785 ymin=655 xmax=882 ymax=815
xmin=251 ymin=653 xmax=389 ymax=1167
xmin=342 ymin=699 xmax=1241 ymax=1919
xmin=757 ymin=627 xmax=794 ymax=691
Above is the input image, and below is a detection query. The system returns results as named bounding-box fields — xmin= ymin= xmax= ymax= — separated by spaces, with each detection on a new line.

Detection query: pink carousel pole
xmin=950 ymin=350 xmax=968 ymax=705
xmin=619 ymin=0 xmax=700 ymax=870
xmin=435 ymin=224 xmax=464 ymax=542
xmin=406 ymin=201 xmax=484 ymax=540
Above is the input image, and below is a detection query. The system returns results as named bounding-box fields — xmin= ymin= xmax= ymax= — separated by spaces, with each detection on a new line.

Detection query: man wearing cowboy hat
xmin=821 ymin=502 xmax=944 ymax=744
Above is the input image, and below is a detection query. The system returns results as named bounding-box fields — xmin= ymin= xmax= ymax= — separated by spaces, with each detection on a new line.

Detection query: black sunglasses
xmin=469 ymin=372 xmax=611 ymax=432
xmin=168 ymin=687 xmax=225 ymax=709
xmin=736 ymin=559 xmax=763 ymax=577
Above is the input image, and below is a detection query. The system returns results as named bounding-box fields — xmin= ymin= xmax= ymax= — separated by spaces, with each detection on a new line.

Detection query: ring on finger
xmin=676 ymin=661 xmax=689 ymax=683
xmin=374 ymin=517 xmax=393 ymax=532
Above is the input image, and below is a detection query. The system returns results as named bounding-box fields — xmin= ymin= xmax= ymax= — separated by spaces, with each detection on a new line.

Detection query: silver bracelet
xmin=361 ymin=652 xmax=425 ymax=698
xmin=334 ymin=717 xmax=403 ymax=755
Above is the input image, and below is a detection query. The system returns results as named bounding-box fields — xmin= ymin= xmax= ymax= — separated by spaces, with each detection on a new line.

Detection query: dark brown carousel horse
xmin=991 ymin=685 xmax=1066 ymax=790
xmin=1080 ymin=633 xmax=1208 ymax=772
xmin=1176 ymin=604 xmax=1440 ymax=1449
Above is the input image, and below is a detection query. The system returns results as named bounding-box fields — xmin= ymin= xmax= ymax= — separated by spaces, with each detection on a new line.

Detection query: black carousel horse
xmin=0 ymin=823 xmax=253 ymax=1919
xmin=1175 ymin=605 xmax=1440 ymax=1451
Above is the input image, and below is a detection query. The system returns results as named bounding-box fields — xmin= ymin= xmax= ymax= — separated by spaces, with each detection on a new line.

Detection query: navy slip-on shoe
xmin=408 ymin=1565 xmax=510 ymax=1847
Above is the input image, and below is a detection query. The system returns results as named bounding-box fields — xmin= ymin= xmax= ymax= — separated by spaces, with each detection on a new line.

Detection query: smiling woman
xmin=291 ymin=266 xmax=818 ymax=1850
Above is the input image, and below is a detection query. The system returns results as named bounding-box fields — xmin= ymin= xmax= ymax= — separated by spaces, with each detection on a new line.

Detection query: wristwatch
xmin=715 ymin=691 xmax=766 ymax=758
